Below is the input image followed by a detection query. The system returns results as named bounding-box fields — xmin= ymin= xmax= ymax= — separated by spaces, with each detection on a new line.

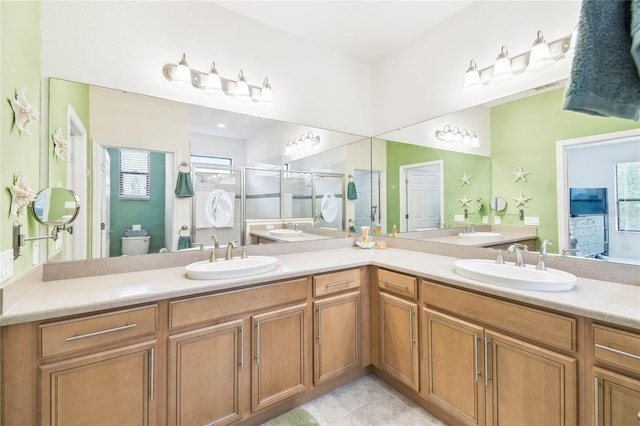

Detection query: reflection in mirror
xmin=31 ymin=187 xmax=80 ymax=226
xmin=373 ymin=82 xmax=640 ymax=265
xmin=48 ymin=78 xmax=370 ymax=261
xmin=490 ymin=197 xmax=507 ymax=212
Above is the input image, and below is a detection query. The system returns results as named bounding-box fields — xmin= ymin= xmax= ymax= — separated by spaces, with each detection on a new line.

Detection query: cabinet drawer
xmin=170 ymin=278 xmax=309 ymax=330
xmin=378 ymin=269 xmax=417 ymax=300
xmin=314 ymin=269 xmax=360 ymax=297
xmin=40 ymin=305 xmax=157 ymax=358
xmin=422 ymin=281 xmax=576 ymax=352
xmin=593 ymin=324 xmax=640 ymax=373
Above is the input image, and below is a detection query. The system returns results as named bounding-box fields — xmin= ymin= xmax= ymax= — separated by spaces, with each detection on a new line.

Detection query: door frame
xmin=67 ymin=105 xmax=88 ymax=260
xmin=399 ymin=160 xmax=444 ymax=233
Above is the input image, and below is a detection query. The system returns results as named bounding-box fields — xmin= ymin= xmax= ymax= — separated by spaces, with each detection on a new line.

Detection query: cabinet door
xmin=252 ymin=303 xmax=309 ymax=412
xmin=379 ymin=292 xmax=419 ymax=391
xmin=314 ymin=292 xmax=361 ymax=384
xmin=594 ymin=367 xmax=640 ymax=426
xmin=168 ymin=319 xmax=244 ymax=426
xmin=40 ymin=341 xmax=156 ymax=426
xmin=423 ymin=308 xmax=485 ymax=426
xmin=486 ymin=331 xmax=577 ymax=426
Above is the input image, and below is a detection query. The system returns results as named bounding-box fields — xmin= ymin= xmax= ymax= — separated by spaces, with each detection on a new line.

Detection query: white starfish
xmin=8 ymin=171 xmax=37 ymax=216
xmin=512 ymin=166 xmax=530 ymax=183
xmin=512 ymin=193 xmax=531 ymax=208
xmin=459 ymin=195 xmax=471 ymax=208
xmin=53 ymin=128 xmax=68 ymax=160
xmin=9 ymin=87 xmax=40 ymax=135
xmin=458 ymin=173 xmax=472 ymax=186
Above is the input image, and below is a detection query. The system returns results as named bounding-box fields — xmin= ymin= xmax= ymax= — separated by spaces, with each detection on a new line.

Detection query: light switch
xmin=524 ymin=216 xmax=540 ymax=226
xmin=0 ymin=249 xmax=14 ymax=283
xmin=494 ymin=216 xmax=501 ymax=225
xmin=482 ymin=216 xmax=488 ymax=224
xmin=454 ymin=214 xmax=465 ymax=222
xmin=32 ymin=241 xmax=39 ymax=265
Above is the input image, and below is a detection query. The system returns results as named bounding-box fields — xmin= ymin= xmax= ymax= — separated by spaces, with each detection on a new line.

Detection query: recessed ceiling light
xmin=217 ymin=123 xmax=226 ymax=128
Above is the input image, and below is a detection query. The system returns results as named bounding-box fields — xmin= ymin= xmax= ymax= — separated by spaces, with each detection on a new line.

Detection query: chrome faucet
xmin=225 ymin=241 xmax=237 ymax=260
xmin=208 ymin=235 xmax=220 ymax=262
xmin=463 ymin=224 xmax=478 ymax=234
xmin=536 ymin=239 xmax=553 ymax=270
xmin=210 ymin=235 xmax=219 ymax=248
xmin=508 ymin=243 xmax=528 ymax=267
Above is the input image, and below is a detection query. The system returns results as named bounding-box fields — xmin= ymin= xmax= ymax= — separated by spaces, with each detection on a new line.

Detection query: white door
xmin=101 ymin=148 xmax=111 ymax=257
xmin=353 ymin=169 xmax=380 ymax=231
xmin=401 ymin=162 xmax=442 ymax=231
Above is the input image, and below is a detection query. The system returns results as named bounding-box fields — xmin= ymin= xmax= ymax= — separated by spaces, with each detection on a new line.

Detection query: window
xmin=616 ymin=161 xmax=640 ymax=232
xmin=119 ymin=149 xmax=150 ymax=200
xmin=191 ymin=154 xmax=232 ymax=174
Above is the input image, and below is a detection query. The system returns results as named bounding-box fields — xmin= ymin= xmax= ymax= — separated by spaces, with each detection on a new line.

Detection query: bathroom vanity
xmin=1 ymin=245 xmax=638 ymax=426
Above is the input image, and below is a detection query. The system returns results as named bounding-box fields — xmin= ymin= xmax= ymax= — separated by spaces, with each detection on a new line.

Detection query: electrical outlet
xmin=494 ymin=216 xmax=501 ymax=225
xmin=32 ymin=241 xmax=39 ymax=265
xmin=266 ymin=224 xmax=274 ymax=230
xmin=454 ymin=214 xmax=465 ymax=222
xmin=525 ymin=216 xmax=540 ymax=226
xmin=0 ymin=249 xmax=14 ymax=283
xmin=482 ymin=216 xmax=488 ymax=224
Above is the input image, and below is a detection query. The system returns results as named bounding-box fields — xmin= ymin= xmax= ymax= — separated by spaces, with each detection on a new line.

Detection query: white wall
xmin=41 ymin=1 xmax=373 ymax=136
xmin=191 ymin=133 xmax=246 ymax=167
xmin=371 ymin=1 xmax=581 ymax=135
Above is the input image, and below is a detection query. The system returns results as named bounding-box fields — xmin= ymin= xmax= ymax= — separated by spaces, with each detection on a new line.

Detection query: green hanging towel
xmin=347 ymin=176 xmax=357 ymax=200
xmin=175 ymin=171 xmax=194 ymax=198
xmin=177 ymin=235 xmax=192 ymax=250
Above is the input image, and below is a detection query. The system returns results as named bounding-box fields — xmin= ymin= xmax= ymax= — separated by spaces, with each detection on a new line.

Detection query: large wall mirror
xmin=48 ymin=78 xmax=371 ymax=262
xmin=373 ymin=81 xmax=640 ymax=265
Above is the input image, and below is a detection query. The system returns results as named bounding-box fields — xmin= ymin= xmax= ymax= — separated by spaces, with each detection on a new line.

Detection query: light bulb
xmin=527 ymin=31 xmax=554 ymax=72
xmin=205 ymin=62 xmax=224 ymax=95
xmin=259 ymin=78 xmax=272 ymax=104
xmin=464 ymin=60 xmax=483 ymax=92
xmin=172 ymin=53 xmax=192 ymax=88
xmin=234 ymin=70 xmax=251 ymax=101
xmin=492 ymin=46 xmax=513 ymax=82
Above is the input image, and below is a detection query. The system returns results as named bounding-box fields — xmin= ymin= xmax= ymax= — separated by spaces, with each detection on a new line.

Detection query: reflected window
xmin=191 ymin=154 xmax=232 ymax=174
xmin=616 ymin=161 xmax=640 ymax=232
xmin=119 ymin=149 xmax=150 ymax=200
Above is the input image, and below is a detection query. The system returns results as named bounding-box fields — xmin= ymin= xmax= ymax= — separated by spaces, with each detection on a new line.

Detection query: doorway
xmin=399 ymin=161 xmax=443 ymax=232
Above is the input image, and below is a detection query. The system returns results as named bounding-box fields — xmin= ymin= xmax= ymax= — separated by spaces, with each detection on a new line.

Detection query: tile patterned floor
xmin=297 ymin=374 xmax=448 ymax=425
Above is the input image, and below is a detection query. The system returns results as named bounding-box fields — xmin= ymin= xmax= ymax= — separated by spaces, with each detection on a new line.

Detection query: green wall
xmin=47 ymin=78 xmax=90 ymax=259
xmin=1 ymin=1 xmax=41 ymax=282
xmin=386 ymin=142 xmax=491 ymax=230
xmin=107 ymin=149 xmax=166 ymax=256
xmin=491 ymin=87 xmax=639 ymax=252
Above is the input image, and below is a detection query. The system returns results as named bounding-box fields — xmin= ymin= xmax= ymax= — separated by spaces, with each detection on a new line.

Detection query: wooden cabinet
xmin=314 ymin=291 xmax=361 ymax=384
xmin=593 ymin=367 xmax=640 ymax=426
xmin=40 ymin=340 xmax=157 ymax=426
xmin=168 ymin=319 xmax=245 ymax=426
xmin=251 ymin=303 xmax=310 ymax=412
xmin=591 ymin=323 xmax=640 ymax=426
xmin=379 ymin=291 xmax=419 ymax=391
xmin=422 ymin=281 xmax=577 ymax=426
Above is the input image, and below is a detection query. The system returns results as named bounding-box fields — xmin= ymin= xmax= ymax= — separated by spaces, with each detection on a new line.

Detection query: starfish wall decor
xmin=512 ymin=193 xmax=531 ymax=208
xmin=512 ymin=166 xmax=531 ymax=183
xmin=458 ymin=172 xmax=472 ymax=186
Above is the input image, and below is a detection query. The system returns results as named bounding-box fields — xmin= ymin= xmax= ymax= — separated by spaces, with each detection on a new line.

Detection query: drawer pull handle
xmin=65 ymin=323 xmax=137 ymax=341
xmin=381 ymin=279 xmax=408 ymax=290
xmin=595 ymin=343 xmax=640 ymax=361
xmin=326 ymin=279 xmax=354 ymax=288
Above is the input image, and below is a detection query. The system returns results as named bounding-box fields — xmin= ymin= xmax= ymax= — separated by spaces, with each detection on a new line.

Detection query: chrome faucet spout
xmin=210 ymin=235 xmax=219 ymax=249
xmin=225 ymin=241 xmax=237 ymax=260
xmin=507 ymin=243 xmax=528 ymax=267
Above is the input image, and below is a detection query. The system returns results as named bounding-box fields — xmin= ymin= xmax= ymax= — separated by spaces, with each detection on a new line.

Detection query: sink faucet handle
xmin=225 ymin=241 xmax=237 ymax=261
xmin=210 ymin=235 xmax=219 ymax=248
xmin=241 ymin=246 xmax=248 ymax=259
xmin=540 ymin=239 xmax=553 ymax=255
xmin=495 ymin=249 xmax=504 ymax=264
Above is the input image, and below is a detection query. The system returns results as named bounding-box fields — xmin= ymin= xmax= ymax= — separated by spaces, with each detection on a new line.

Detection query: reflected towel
xmin=563 ymin=0 xmax=640 ymax=121
xmin=347 ymin=181 xmax=357 ymax=200
xmin=177 ymin=235 xmax=192 ymax=250
xmin=175 ymin=171 xmax=194 ymax=197
xmin=632 ymin=0 xmax=640 ymax=73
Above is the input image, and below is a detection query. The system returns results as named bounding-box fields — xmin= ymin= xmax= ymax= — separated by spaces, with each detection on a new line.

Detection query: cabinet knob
xmin=637 ymin=411 xmax=640 ymax=422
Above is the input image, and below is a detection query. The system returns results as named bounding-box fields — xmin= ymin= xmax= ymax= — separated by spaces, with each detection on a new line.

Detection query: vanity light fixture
xmin=492 ymin=46 xmax=514 ymax=82
xmin=435 ymin=125 xmax=479 ymax=147
xmin=284 ymin=132 xmax=321 ymax=155
xmin=163 ymin=54 xmax=272 ymax=104
xmin=526 ymin=30 xmax=554 ymax=72
xmin=464 ymin=29 xmax=574 ymax=91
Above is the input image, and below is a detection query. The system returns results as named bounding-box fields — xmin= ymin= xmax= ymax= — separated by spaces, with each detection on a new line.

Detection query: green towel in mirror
xmin=175 ymin=171 xmax=194 ymax=197
xmin=347 ymin=181 xmax=357 ymax=200
xmin=177 ymin=235 xmax=192 ymax=250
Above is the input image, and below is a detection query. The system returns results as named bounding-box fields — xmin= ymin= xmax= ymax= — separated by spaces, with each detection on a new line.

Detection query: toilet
xmin=121 ymin=229 xmax=150 ymax=255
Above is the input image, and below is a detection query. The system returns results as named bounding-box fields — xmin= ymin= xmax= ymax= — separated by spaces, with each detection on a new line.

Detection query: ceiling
xmin=214 ymin=1 xmax=475 ymax=64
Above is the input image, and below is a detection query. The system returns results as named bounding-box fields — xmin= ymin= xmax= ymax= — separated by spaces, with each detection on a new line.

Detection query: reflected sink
xmin=186 ymin=256 xmax=278 ymax=280
xmin=454 ymin=259 xmax=576 ymax=292
xmin=458 ymin=232 xmax=502 ymax=240
xmin=269 ymin=229 xmax=303 ymax=237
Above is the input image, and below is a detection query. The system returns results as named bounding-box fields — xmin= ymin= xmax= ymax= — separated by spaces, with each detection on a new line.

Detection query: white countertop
xmin=1 ymin=248 xmax=639 ymax=329
xmin=251 ymin=230 xmax=332 ymax=242
xmin=424 ymin=231 xmax=538 ymax=247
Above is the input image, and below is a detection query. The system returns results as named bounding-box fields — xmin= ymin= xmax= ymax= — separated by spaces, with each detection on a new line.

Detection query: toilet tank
xmin=121 ymin=236 xmax=150 ymax=255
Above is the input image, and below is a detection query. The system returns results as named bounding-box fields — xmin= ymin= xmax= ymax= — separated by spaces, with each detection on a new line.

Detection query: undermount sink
xmin=269 ymin=229 xmax=303 ymax=237
xmin=454 ymin=259 xmax=576 ymax=292
xmin=185 ymin=256 xmax=278 ymax=280
xmin=458 ymin=232 xmax=502 ymax=240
